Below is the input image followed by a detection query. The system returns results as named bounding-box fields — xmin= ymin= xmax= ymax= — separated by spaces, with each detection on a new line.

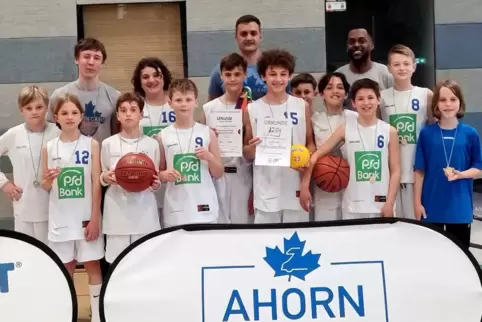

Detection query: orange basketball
xmin=312 ymin=155 xmax=350 ymax=193
xmin=114 ymin=153 xmax=156 ymax=192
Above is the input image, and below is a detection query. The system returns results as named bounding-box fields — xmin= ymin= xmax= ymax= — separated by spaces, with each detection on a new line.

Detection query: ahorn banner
xmin=0 ymin=230 xmax=77 ymax=322
xmin=100 ymin=219 xmax=482 ymax=322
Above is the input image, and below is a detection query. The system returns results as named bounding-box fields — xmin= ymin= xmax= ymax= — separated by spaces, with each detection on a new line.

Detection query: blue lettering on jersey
xmin=411 ymin=99 xmax=420 ymax=111
xmin=377 ymin=135 xmax=385 ymax=148
xmin=0 ymin=262 xmax=15 ymax=293
xmin=195 ymin=137 xmax=204 ymax=148
xmin=161 ymin=111 xmax=176 ymax=123
xmin=284 ymin=112 xmax=299 ymax=125
xmin=75 ymin=150 xmax=90 ymax=165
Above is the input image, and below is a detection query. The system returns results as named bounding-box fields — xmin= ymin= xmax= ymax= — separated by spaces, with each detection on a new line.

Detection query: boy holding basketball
xmin=310 ymin=72 xmax=358 ymax=221
xmin=159 ymin=79 xmax=223 ymax=228
xmin=243 ymin=49 xmax=315 ymax=224
xmin=380 ymin=45 xmax=433 ymax=219
xmin=100 ymin=92 xmax=161 ymax=264
xmin=0 ymin=86 xmax=60 ymax=244
xmin=200 ymin=53 xmax=253 ymax=224
xmin=300 ymin=78 xmax=400 ymax=219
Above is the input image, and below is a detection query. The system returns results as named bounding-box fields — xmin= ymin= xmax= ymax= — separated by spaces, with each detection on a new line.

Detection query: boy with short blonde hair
xmin=380 ymin=44 xmax=433 ymax=219
xmin=0 ymin=86 xmax=60 ymax=243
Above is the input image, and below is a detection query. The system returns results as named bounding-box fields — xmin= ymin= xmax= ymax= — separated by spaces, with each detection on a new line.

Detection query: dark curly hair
xmin=257 ymin=49 xmax=296 ymax=77
xmin=131 ymin=57 xmax=172 ymax=97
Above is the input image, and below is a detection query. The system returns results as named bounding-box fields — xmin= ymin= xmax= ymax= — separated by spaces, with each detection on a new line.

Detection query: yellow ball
xmin=290 ymin=144 xmax=310 ymax=169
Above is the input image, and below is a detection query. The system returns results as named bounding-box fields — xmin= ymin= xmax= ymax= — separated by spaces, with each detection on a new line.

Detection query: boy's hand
xmin=299 ymin=187 xmax=312 ymax=212
xmin=195 ymin=147 xmax=214 ymax=162
xmin=160 ymin=169 xmax=181 ymax=183
xmin=44 ymin=168 xmax=60 ymax=181
xmin=84 ymin=216 xmax=100 ymax=242
xmin=2 ymin=182 xmax=23 ymax=201
xmin=102 ymin=170 xmax=117 ymax=185
xmin=414 ymin=204 xmax=427 ymax=221
xmin=151 ymin=174 xmax=161 ymax=190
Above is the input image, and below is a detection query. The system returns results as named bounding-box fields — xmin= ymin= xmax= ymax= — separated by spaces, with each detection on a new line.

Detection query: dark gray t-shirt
xmin=48 ymin=81 xmax=120 ymax=143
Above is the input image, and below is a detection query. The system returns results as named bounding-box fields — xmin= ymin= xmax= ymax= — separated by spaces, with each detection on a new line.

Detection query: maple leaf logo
xmin=84 ymin=101 xmax=103 ymax=120
xmin=264 ymin=232 xmax=321 ymax=282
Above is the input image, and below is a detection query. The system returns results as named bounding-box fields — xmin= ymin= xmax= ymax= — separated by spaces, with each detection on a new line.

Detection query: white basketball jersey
xmin=47 ymin=135 xmax=92 ymax=242
xmin=140 ymin=103 xmax=175 ymax=208
xmin=343 ymin=117 xmax=390 ymax=214
xmin=248 ymin=95 xmax=306 ymax=212
xmin=380 ymin=86 xmax=428 ymax=183
xmin=101 ymin=134 xmax=160 ymax=235
xmin=161 ymin=123 xmax=219 ymax=226
xmin=2 ymin=123 xmax=60 ymax=222
xmin=311 ymin=109 xmax=358 ymax=208
xmin=203 ymin=98 xmax=252 ymax=178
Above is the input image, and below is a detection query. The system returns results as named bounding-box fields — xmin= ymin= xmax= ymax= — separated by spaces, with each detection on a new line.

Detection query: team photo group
xmin=1 ymin=14 xmax=481 ymax=322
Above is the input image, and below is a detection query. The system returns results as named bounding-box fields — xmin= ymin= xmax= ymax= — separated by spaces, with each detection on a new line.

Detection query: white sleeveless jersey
xmin=0 ymin=123 xmax=60 ymax=222
xmin=140 ymin=102 xmax=174 ymax=208
xmin=380 ymin=86 xmax=428 ymax=183
xmin=47 ymin=135 xmax=93 ymax=242
xmin=343 ymin=117 xmax=390 ymax=214
xmin=101 ymin=134 xmax=160 ymax=235
xmin=161 ymin=123 xmax=219 ymax=226
xmin=311 ymin=109 xmax=358 ymax=208
xmin=203 ymin=98 xmax=252 ymax=179
xmin=248 ymin=95 xmax=306 ymax=212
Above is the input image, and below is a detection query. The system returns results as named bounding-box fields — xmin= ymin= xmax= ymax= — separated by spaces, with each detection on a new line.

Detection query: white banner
xmin=101 ymin=220 xmax=482 ymax=322
xmin=471 ymin=193 xmax=482 ymax=265
xmin=0 ymin=230 xmax=77 ymax=322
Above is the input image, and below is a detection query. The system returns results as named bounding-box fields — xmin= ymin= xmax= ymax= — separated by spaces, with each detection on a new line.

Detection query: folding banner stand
xmin=0 ymin=230 xmax=77 ymax=322
xmin=101 ymin=218 xmax=482 ymax=322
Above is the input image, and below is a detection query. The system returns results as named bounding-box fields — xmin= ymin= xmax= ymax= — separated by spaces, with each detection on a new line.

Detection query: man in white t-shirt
xmin=336 ymin=28 xmax=393 ymax=90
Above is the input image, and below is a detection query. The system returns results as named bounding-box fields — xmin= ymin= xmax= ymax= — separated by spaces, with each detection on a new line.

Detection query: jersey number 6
xmin=377 ymin=135 xmax=385 ymax=148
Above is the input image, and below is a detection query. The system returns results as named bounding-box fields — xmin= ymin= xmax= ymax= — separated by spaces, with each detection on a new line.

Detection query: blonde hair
xmin=388 ymin=44 xmax=416 ymax=63
xmin=18 ymin=86 xmax=49 ymax=108
xmin=168 ymin=78 xmax=199 ymax=99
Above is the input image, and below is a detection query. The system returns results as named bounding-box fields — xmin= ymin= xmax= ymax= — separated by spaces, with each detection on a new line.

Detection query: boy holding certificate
xmin=243 ymin=49 xmax=315 ymax=224
xmin=201 ymin=53 xmax=253 ymax=224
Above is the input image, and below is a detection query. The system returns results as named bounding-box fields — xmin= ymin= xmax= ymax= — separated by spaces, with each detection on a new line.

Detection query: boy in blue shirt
xmin=414 ymin=80 xmax=482 ymax=249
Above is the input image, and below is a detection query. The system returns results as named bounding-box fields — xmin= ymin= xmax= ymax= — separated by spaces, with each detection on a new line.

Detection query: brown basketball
xmin=312 ymin=155 xmax=350 ymax=193
xmin=114 ymin=153 xmax=156 ymax=192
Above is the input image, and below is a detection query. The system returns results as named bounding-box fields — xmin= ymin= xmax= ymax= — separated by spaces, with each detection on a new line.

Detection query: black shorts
xmin=432 ymin=223 xmax=471 ymax=250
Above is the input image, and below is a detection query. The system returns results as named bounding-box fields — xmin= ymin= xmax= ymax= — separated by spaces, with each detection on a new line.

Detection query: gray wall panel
xmin=435 ymin=23 xmax=482 ymax=70
xmin=435 ymin=0 xmax=482 ymax=24
xmin=0 ymin=37 xmax=78 ymax=84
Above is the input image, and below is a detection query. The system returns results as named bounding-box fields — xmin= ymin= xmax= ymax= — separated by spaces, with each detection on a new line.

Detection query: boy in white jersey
xmin=159 ymin=79 xmax=223 ymax=227
xmin=309 ymin=72 xmax=358 ymax=220
xmin=243 ymin=49 xmax=315 ymax=224
xmin=0 ymin=86 xmax=59 ymax=243
xmin=380 ymin=45 xmax=434 ymax=219
xmin=133 ymin=57 xmax=174 ymax=225
xmin=41 ymin=94 xmax=103 ymax=322
xmin=200 ymin=53 xmax=253 ymax=224
xmin=300 ymin=78 xmax=401 ymax=219
xmin=101 ymin=92 xmax=161 ymax=263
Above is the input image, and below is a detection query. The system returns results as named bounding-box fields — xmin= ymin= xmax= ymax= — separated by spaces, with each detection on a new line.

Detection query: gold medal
xmin=369 ymin=174 xmax=376 ymax=183
xmin=443 ymin=167 xmax=454 ymax=177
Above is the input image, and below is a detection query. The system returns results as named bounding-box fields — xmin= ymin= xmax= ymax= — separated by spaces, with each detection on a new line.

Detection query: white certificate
xmin=208 ymin=109 xmax=243 ymax=157
xmin=255 ymin=116 xmax=292 ymax=167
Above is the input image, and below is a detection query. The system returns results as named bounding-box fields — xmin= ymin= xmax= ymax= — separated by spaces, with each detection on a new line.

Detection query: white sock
xmin=89 ymin=284 xmax=102 ymax=322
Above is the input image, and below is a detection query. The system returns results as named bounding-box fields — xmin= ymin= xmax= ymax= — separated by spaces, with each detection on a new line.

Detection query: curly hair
xmin=131 ymin=57 xmax=172 ymax=97
xmin=257 ymin=49 xmax=296 ymax=77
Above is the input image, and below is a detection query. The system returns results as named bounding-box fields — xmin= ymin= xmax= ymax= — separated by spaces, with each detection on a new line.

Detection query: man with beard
xmin=208 ymin=15 xmax=267 ymax=101
xmin=336 ymin=28 xmax=393 ymax=90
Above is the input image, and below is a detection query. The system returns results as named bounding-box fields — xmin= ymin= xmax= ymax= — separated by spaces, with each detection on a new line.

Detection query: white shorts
xmin=254 ymin=209 xmax=309 ymax=224
xmin=396 ymin=183 xmax=415 ymax=219
xmin=105 ymin=234 xmax=146 ymax=263
xmin=215 ymin=173 xmax=253 ymax=224
xmin=313 ymin=188 xmax=343 ymax=221
xmin=14 ymin=220 xmax=48 ymax=245
xmin=49 ymin=237 xmax=104 ymax=264
xmin=342 ymin=210 xmax=380 ymax=220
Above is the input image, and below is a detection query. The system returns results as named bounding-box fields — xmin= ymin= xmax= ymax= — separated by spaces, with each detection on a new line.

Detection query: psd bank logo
xmin=202 ymin=232 xmax=389 ymax=322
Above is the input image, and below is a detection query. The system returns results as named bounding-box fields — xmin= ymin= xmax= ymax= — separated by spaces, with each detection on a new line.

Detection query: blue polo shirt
xmin=414 ymin=122 xmax=482 ymax=224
